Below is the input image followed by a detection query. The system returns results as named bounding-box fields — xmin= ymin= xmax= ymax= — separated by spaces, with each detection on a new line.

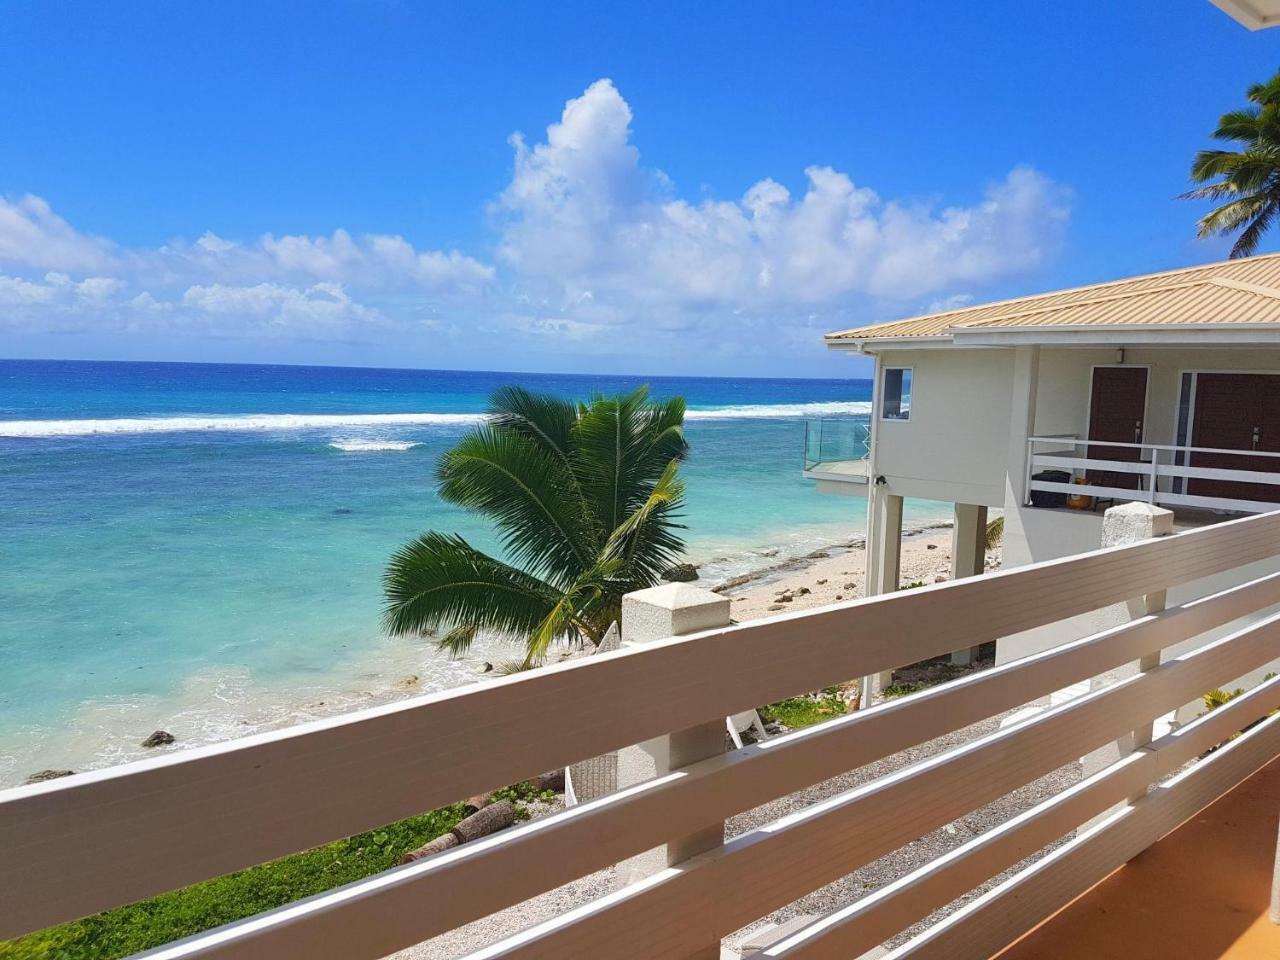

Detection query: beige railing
xmin=1027 ymin=435 xmax=1280 ymax=513
xmin=5 ymin=513 xmax=1280 ymax=959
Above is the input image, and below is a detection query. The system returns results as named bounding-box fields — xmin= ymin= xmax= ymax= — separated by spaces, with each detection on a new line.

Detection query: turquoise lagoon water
xmin=0 ymin=360 xmax=947 ymax=783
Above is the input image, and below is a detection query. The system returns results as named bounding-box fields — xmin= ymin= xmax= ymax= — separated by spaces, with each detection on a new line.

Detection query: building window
xmin=881 ymin=367 xmax=912 ymax=420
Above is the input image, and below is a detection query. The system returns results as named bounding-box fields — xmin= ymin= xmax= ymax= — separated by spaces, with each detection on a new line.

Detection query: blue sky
xmin=1 ymin=1 xmax=1276 ymax=377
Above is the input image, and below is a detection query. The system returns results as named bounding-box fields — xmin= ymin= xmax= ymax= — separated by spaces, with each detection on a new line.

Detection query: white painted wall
xmin=872 ymin=347 xmax=1013 ymax=508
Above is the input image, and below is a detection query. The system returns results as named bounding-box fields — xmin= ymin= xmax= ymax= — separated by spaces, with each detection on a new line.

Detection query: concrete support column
xmin=862 ymin=487 xmax=903 ymax=699
xmin=868 ymin=488 xmax=904 ymax=596
xmin=1082 ymin=503 xmax=1174 ymax=814
xmin=949 ymin=503 xmax=988 ymax=665
xmin=615 ymin=583 xmax=731 ymax=935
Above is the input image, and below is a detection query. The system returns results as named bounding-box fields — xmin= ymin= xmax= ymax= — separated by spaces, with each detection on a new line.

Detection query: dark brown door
xmin=1189 ymin=373 xmax=1280 ymax=503
xmin=1087 ymin=367 xmax=1148 ymax=490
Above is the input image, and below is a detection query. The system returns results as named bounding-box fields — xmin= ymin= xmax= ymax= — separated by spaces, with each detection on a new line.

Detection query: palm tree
xmin=1184 ymin=71 xmax=1280 ymax=258
xmin=383 ymin=385 xmax=688 ymax=666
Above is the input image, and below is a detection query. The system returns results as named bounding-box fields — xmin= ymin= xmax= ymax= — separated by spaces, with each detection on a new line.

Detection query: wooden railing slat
xmin=765 ymin=673 xmax=1280 ymax=959
xmin=3 ymin=512 xmax=1279 ymax=940
xmin=470 ymin=612 xmax=1280 ymax=959
xmin=124 ymin=570 xmax=1280 ymax=960
xmin=891 ymin=711 xmax=1280 ymax=960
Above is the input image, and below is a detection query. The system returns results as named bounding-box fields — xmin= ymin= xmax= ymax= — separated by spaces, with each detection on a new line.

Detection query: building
xmin=813 ymin=253 xmax=1280 ymax=688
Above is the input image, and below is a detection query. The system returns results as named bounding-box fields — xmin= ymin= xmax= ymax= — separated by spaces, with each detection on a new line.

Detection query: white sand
xmin=724 ymin=522 xmax=1000 ymax=622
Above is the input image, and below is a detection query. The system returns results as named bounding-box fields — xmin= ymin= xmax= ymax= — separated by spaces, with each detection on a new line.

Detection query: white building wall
xmin=871 ymin=347 xmax=1013 ymax=508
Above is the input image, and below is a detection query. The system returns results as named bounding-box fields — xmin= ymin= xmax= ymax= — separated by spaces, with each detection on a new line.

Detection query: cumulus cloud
xmin=182 ymin=281 xmax=381 ymax=330
xmin=0 ymin=196 xmax=118 ymax=274
xmin=0 ymin=79 xmax=1070 ymax=357
xmin=0 ymin=194 xmax=493 ymax=337
xmin=498 ymin=80 xmax=1069 ymax=329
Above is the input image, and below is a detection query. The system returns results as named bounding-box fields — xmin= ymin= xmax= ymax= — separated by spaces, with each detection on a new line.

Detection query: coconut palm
xmin=383 ymin=385 xmax=688 ymax=666
xmin=1184 ymin=71 xmax=1280 ymax=258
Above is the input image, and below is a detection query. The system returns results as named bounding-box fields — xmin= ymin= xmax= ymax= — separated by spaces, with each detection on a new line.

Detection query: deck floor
xmin=994 ymin=756 xmax=1280 ymax=960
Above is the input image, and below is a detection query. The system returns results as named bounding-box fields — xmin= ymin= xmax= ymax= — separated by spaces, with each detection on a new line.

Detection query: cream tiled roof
xmin=825 ymin=253 xmax=1280 ymax=343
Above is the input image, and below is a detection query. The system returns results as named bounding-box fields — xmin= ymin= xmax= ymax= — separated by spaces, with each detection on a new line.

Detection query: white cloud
xmin=497 ymin=79 xmax=1070 ymax=331
xmin=182 ymin=281 xmax=380 ymax=329
xmin=0 ymin=195 xmax=118 ymax=274
xmin=0 ymin=79 xmax=1070 ymax=358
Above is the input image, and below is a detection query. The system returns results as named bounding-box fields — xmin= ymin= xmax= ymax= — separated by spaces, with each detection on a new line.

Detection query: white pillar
xmin=949 ymin=503 xmax=988 ymax=665
xmin=868 ymin=489 xmax=903 ymax=596
xmin=862 ymin=488 xmax=903 ymax=698
xmin=1082 ymin=503 xmax=1174 ymax=813
xmin=615 ymin=583 xmax=731 ymax=913
xmin=1004 ymin=346 xmax=1040 ymax=510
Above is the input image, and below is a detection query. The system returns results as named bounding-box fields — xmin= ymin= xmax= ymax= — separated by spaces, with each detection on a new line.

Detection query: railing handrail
xmin=5 ymin=512 xmax=1280 ymax=958
xmin=1028 ymin=435 xmax=1280 ymax=461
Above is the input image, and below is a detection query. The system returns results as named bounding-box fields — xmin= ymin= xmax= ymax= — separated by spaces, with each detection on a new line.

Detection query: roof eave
xmin=824 ymin=334 xmax=954 ymax=354
xmin=952 ymin=323 xmax=1280 ymax=346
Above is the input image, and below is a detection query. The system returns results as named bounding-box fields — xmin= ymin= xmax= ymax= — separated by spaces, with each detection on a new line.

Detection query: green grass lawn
xmin=0 ymin=804 xmax=468 ymax=960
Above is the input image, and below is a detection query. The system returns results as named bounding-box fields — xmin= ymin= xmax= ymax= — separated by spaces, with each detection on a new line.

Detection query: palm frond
xmin=437 ymin=427 xmax=594 ymax=583
xmin=1229 ymin=198 xmax=1280 ymax=258
xmin=1184 ymin=70 xmax=1280 ymax=257
xmin=382 ymin=532 xmax=561 ymax=648
xmin=384 ymin=387 xmax=690 ymax=665
xmin=599 ymin=458 xmax=687 ymax=586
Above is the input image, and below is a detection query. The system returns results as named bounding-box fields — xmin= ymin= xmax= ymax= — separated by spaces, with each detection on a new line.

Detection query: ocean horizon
xmin=0 ymin=358 xmax=945 ymax=784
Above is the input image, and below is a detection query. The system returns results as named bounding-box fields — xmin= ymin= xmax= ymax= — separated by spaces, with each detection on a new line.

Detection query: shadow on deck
xmin=996 ymin=756 xmax=1280 ymax=960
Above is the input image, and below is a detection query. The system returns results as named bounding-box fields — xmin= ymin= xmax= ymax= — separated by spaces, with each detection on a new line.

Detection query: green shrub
xmin=760 ymin=688 xmax=847 ymax=728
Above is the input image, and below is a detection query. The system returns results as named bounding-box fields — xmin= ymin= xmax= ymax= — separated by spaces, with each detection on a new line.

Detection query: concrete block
xmin=1101 ymin=501 xmax=1174 ymax=548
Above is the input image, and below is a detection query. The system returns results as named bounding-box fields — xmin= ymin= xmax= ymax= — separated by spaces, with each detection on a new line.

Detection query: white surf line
xmin=0 ymin=401 xmax=872 ymax=438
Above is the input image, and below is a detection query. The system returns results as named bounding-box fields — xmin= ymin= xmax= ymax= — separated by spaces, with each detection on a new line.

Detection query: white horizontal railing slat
xmin=1032 ymin=454 xmax=1280 ymax=488
xmin=1032 ymin=454 xmax=1153 ymax=476
xmin=467 ymin=612 xmax=1280 ymax=959
xmin=889 ymin=709 xmax=1280 ymax=960
xmin=1029 ymin=479 xmax=1152 ymax=502
xmin=7 ymin=511 xmax=1279 ymax=936
xmin=126 ymin=570 xmax=1280 ymax=960
xmin=763 ymin=672 xmax=1280 ymax=959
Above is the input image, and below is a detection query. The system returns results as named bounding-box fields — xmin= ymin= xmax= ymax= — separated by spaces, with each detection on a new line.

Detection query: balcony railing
xmin=803 ymin=417 xmax=870 ymax=477
xmin=1027 ymin=436 xmax=1280 ymax=514
xmin=4 ymin=513 xmax=1280 ymax=958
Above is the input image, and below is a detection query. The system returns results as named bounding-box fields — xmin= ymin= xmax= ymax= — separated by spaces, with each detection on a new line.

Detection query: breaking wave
xmin=684 ymin=401 xmax=871 ymax=420
xmin=0 ymin=401 xmax=871 ymax=438
xmin=0 ymin=412 xmax=486 ymax=438
xmin=328 ymin=439 xmax=423 ymax=452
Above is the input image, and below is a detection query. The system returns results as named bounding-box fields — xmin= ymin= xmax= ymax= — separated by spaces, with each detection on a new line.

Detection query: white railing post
xmin=1081 ymin=503 xmax=1175 ymax=811
xmin=1023 ymin=438 xmax=1035 ymax=506
xmin=616 ymin=584 xmax=731 ymax=951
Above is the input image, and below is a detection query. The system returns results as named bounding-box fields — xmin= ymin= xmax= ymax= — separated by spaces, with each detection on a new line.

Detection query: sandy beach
xmin=721 ymin=520 xmax=1000 ymax=622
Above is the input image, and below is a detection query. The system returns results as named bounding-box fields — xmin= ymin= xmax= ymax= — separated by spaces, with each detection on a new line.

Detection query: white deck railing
xmin=5 ymin=513 xmax=1280 ymax=958
xmin=1027 ymin=435 xmax=1280 ymax=514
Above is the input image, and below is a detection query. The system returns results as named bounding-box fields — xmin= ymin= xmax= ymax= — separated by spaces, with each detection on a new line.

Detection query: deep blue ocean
xmin=0 ymin=359 xmax=942 ymax=783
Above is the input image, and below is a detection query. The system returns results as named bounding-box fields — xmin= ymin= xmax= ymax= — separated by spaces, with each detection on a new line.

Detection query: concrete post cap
xmin=623 ymin=582 xmax=725 ymax=610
